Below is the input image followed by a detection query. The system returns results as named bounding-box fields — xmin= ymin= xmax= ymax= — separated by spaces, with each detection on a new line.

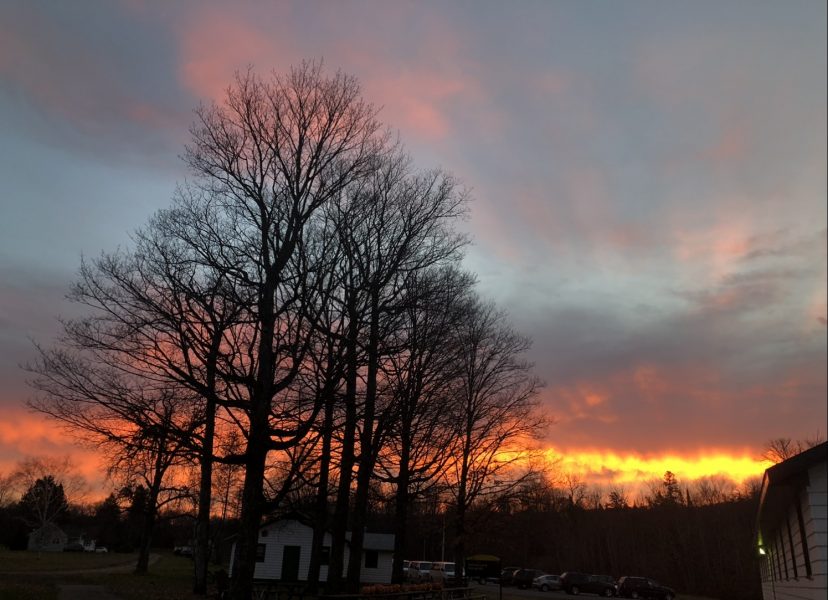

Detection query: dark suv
xmin=616 ymin=576 xmax=674 ymax=600
xmin=560 ymin=572 xmax=616 ymax=597
xmin=513 ymin=569 xmax=545 ymax=589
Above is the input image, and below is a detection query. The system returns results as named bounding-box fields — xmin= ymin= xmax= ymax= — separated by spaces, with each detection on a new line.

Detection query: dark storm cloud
xmin=518 ymin=229 xmax=826 ymax=453
xmin=0 ymin=0 xmax=824 ymax=481
xmin=0 ymin=1 xmax=191 ymax=168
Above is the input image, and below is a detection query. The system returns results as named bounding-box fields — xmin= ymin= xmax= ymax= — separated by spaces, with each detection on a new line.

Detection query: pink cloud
xmin=535 ymin=71 xmax=570 ymax=96
xmin=365 ymin=70 xmax=473 ymax=139
xmin=707 ymin=123 xmax=748 ymax=163
xmin=176 ymin=7 xmax=295 ymax=101
xmin=673 ymin=220 xmax=755 ymax=282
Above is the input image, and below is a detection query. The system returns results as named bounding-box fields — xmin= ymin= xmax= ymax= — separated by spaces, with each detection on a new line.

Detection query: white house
xmin=756 ymin=442 xmax=827 ymax=600
xmin=230 ymin=516 xmax=395 ymax=584
xmin=27 ymin=522 xmax=67 ymax=552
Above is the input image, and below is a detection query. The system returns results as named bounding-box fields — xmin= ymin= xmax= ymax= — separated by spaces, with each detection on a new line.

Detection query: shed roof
xmin=257 ymin=513 xmax=395 ymax=551
xmin=756 ymin=442 xmax=827 ymax=536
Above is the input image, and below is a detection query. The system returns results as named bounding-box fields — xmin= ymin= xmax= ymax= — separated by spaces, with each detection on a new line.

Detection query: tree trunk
xmin=308 ymin=385 xmax=335 ymax=591
xmin=228 ymin=427 xmax=268 ymax=600
xmin=229 ymin=272 xmax=275 ymax=600
xmin=135 ymin=505 xmax=156 ymax=574
xmin=329 ymin=313 xmax=359 ymax=588
xmin=346 ymin=296 xmax=380 ymax=588
xmin=453 ymin=438 xmax=470 ymax=573
xmin=193 ymin=394 xmax=216 ymax=594
xmin=391 ymin=438 xmax=411 ymax=584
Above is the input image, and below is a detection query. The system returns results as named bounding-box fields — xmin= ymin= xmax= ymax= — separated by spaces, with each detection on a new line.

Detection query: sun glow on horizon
xmin=544 ymin=446 xmax=770 ymax=490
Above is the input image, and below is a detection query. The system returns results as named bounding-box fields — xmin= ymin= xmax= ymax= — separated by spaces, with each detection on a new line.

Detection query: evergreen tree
xmin=19 ymin=475 xmax=68 ymax=526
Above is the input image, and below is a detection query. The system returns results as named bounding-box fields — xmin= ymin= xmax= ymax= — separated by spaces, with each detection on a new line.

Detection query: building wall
xmin=231 ymin=519 xmax=393 ymax=584
xmin=760 ymin=463 xmax=827 ymax=600
xmin=360 ymin=546 xmax=393 ymax=584
xmin=27 ymin=524 xmax=67 ymax=552
xmin=804 ymin=465 xmax=827 ymax=582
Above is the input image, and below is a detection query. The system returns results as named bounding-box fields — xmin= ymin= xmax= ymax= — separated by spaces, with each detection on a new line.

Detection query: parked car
xmin=465 ymin=554 xmax=500 ymax=584
xmin=616 ymin=577 xmax=674 ymax=600
xmin=174 ymin=545 xmax=193 ymax=557
xmin=513 ymin=568 xmax=545 ymax=589
xmin=560 ymin=572 xmax=616 ymax=596
xmin=498 ymin=567 xmax=521 ymax=585
xmin=94 ymin=546 xmax=109 ymax=553
xmin=534 ymin=574 xmax=563 ymax=592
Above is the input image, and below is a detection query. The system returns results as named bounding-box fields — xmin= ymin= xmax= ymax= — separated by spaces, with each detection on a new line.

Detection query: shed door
xmin=281 ymin=545 xmax=301 ymax=581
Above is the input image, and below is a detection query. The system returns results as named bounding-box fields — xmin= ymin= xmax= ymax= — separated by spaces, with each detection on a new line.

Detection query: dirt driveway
xmin=21 ymin=555 xmax=162 ymax=600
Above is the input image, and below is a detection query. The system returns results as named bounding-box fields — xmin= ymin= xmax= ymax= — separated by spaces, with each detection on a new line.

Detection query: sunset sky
xmin=0 ymin=0 xmax=825 ymax=499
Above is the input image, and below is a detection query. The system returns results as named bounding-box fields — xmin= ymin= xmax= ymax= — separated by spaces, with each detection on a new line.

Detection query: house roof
xmin=30 ymin=522 xmax=66 ymax=536
xmin=756 ymin=442 xmax=827 ymax=537
xmin=348 ymin=531 xmax=395 ymax=552
xmin=258 ymin=513 xmax=395 ymax=551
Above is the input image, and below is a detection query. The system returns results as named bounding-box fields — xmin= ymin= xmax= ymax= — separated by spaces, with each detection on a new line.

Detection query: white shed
xmin=27 ymin=522 xmax=68 ymax=552
xmin=756 ymin=442 xmax=827 ymax=600
xmin=230 ymin=517 xmax=395 ymax=584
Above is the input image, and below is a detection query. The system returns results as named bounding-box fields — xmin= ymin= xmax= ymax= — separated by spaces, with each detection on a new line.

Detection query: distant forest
xmin=1 ymin=459 xmax=762 ymax=600
xmin=417 ymin=486 xmax=760 ymax=600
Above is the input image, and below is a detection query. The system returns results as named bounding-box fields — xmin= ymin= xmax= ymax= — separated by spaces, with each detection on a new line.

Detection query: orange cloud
xmin=0 ymin=410 xmax=109 ymax=498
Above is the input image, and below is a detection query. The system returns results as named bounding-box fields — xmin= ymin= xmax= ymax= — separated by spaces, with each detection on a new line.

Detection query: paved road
xmin=471 ymin=582 xmax=571 ymax=600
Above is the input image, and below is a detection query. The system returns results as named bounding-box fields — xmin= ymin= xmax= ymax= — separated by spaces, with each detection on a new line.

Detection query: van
xmin=431 ymin=561 xmax=456 ymax=581
xmin=408 ymin=561 xmax=433 ymax=581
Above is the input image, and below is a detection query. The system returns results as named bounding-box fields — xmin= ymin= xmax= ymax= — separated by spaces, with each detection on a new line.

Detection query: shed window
xmin=365 ymin=550 xmax=378 ymax=569
xmin=320 ymin=546 xmax=330 ymax=566
xmin=256 ymin=543 xmax=266 ymax=562
xmin=261 ymin=529 xmax=268 ymax=538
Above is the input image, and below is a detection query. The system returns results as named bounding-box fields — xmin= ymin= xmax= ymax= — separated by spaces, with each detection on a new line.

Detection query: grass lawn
xmin=0 ymin=550 xmax=225 ymax=599
xmin=80 ymin=552 xmax=218 ymax=600
xmin=0 ymin=549 xmax=139 ymax=572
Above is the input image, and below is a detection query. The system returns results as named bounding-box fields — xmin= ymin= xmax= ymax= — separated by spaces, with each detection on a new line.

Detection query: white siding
xmin=230 ymin=519 xmax=394 ymax=584
xmin=760 ymin=462 xmax=828 ymax=600
xmin=805 ymin=465 xmax=827 ymax=581
xmin=359 ymin=548 xmax=394 ymax=584
xmin=254 ymin=520 xmax=326 ymax=580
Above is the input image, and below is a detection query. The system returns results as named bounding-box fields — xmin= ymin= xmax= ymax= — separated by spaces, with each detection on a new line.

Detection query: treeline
xmin=24 ymin=62 xmax=544 ymax=599
xmin=0 ymin=459 xmax=198 ymax=554
xmin=401 ymin=471 xmax=762 ymax=600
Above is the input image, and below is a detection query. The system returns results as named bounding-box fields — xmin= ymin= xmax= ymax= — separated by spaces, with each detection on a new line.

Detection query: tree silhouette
xmin=20 ymin=475 xmax=68 ymax=528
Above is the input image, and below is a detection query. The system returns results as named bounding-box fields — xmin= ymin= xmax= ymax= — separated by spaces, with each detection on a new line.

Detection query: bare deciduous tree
xmin=26 ymin=348 xmax=197 ymax=573
xmin=377 ymin=266 xmax=475 ymax=582
xmin=762 ymin=434 xmax=824 ymax=464
xmin=182 ymin=62 xmax=385 ymax=599
xmin=446 ymin=297 xmax=545 ymax=570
